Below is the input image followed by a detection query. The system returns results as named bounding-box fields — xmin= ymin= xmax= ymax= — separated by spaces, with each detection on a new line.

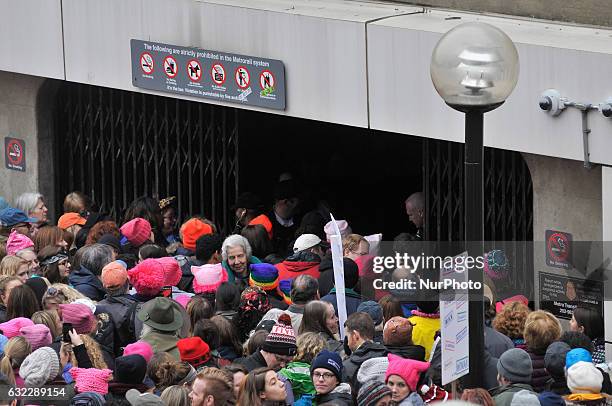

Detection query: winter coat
xmin=69 ymin=266 xmax=106 ymax=301
xmin=397 ymin=392 xmax=426 ymax=406
xmin=527 ymin=349 xmax=551 ymax=393
xmin=140 ymin=331 xmax=180 ymax=360
xmin=97 ymin=293 xmax=140 ymax=353
xmin=386 ymin=344 xmax=426 ymax=361
xmin=217 ymin=345 xmax=240 ymax=366
xmin=174 ymin=254 xmax=203 ymax=293
xmin=107 ymin=382 xmax=149 ymax=404
xmin=91 ymin=310 xmax=116 ymax=370
xmin=485 ymin=325 xmax=514 ymax=359
xmin=0 ymin=304 xmax=7 ymax=323
xmin=269 ymin=211 xmax=299 ymax=258
xmin=262 ymin=305 xmax=305 ymax=332
xmin=408 ymin=314 xmax=440 ymax=361
xmin=343 ymin=341 xmax=388 ymax=389
xmin=322 ymin=288 xmax=364 ymax=318
xmin=275 ymin=251 xmax=321 ymax=283
xmin=223 ymin=255 xmax=262 ymax=291
xmin=318 ymin=331 xmax=344 ymax=355
xmin=235 ymin=350 xmax=268 ymax=372
xmin=594 ymin=338 xmax=607 ymax=365
xmin=215 ymin=309 xmax=237 ymax=321
xmin=489 ymin=383 xmax=536 ymax=406
xmin=279 ymin=361 xmax=316 ymax=400
xmin=545 ymin=376 xmax=570 ymax=396
xmin=314 ymin=383 xmax=353 ymax=406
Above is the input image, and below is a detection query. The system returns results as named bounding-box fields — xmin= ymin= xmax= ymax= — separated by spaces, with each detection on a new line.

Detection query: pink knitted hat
xmin=6 ymin=230 xmax=34 ymax=256
xmin=70 ymin=367 xmax=113 ymax=395
xmin=0 ymin=317 xmax=34 ymax=338
xmin=128 ymin=258 xmax=165 ymax=296
xmin=20 ymin=324 xmax=52 ymax=350
xmin=174 ymin=294 xmax=192 ymax=309
xmin=191 ymin=263 xmax=228 ymax=294
xmin=123 ymin=341 xmax=154 ymax=363
xmin=59 ymin=303 xmax=96 ymax=334
xmin=120 ymin=218 xmax=152 ymax=247
xmin=157 ymin=257 xmax=182 ymax=287
xmin=385 ymin=353 xmax=430 ymax=391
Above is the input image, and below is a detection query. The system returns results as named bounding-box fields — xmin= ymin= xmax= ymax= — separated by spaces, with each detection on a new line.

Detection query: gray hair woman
xmin=14 ymin=192 xmax=48 ymax=226
xmin=221 ymin=234 xmax=259 ymax=290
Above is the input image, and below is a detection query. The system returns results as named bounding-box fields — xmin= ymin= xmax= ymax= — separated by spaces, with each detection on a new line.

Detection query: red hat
xmin=249 ymin=214 xmax=273 ymax=239
xmin=177 ymin=336 xmax=211 ymax=368
xmin=157 ymin=257 xmax=182 ymax=287
xmin=128 ymin=258 xmax=165 ymax=296
xmin=120 ymin=218 xmax=152 ymax=247
xmin=59 ymin=303 xmax=97 ymax=334
xmin=180 ymin=219 xmax=213 ymax=251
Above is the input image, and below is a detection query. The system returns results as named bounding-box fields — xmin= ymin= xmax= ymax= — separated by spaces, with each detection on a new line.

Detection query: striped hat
xmin=262 ymin=314 xmax=297 ymax=356
xmin=249 ymin=263 xmax=279 ymax=291
xmin=279 ymin=279 xmax=292 ymax=305
xmin=357 ymin=381 xmax=392 ymax=406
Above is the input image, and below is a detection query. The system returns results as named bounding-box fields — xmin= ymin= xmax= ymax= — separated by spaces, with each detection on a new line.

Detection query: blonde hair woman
xmin=42 ymin=283 xmax=86 ymax=311
xmin=0 ymin=336 xmax=31 ymax=385
xmin=0 ymin=256 xmax=30 ymax=283
xmin=279 ymin=332 xmax=326 ymax=400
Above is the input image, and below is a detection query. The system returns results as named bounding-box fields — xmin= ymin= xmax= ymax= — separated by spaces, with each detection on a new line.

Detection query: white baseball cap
xmin=293 ymin=234 xmax=326 ymax=253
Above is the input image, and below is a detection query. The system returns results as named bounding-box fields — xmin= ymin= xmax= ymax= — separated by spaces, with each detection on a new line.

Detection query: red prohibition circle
xmin=259 ymin=70 xmax=275 ymax=90
xmin=186 ymin=59 xmax=203 ymax=82
xmin=6 ymin=140 xmax=23 ymax=165
xmin=140 ymin=52 xmax=154 ymax=75
xmin=163 ymin=56 xmax=178 ymax=78
xmin=211 ymin=63 xmax=226 ymax=85
xmin=547 ymin=233 xmax=569 ymax=262
xmin=234 ymin=66 xmax=250 ymax=89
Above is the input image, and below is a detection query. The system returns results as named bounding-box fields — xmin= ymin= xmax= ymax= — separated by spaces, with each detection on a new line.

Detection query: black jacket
xmin=386 ymin=344 xmax=426 ymax=361
xmin=343 ymin=341 xmax=387 ymax=389
xmin=235 ymin=350 xmax=268 ymax=372
xmin=175 ymin=254 xmax=203 ymax=293
xmin=97 ymin=294 xmax=140 ymax=354
xmin=68 ymin=266 xmax=106 ymax=302
xmin=315 ymin=383 xmax=353 ymax=406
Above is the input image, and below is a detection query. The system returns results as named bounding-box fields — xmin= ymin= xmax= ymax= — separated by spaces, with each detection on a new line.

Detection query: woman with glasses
xmin=0 ymin=255 xmax=31 ymax=284
xmin=38 ymin=245 xmax=71 ymax=284
xmin=310 ymin=350 xmax=352 ymax=406
xmin=237 ymin=367 xmax=287 ymax=406
xmin=342 ymin=234 xmax=370 ymax=261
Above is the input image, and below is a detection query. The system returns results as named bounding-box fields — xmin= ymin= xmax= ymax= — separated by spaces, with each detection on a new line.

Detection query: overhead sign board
xmin=131 ymin=39 xmax=286 ymax=110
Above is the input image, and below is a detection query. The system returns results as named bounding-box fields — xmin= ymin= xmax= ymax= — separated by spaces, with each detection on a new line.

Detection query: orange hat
xmin=58 ymin=213 xmax=87 ymax=230
xmin=180 ymin=219 xmax=213 ymax=251
xmin=101 ymin=261 xmax=128 ymax=289
xmin=249 ymin=214 xmax=273 ymax=239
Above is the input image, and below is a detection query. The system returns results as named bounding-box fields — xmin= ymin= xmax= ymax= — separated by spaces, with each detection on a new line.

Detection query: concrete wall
xmin=0 ymin=71 xmax=46 ymax=208
xmin=391 ymin=0 xmax=612 ymax=27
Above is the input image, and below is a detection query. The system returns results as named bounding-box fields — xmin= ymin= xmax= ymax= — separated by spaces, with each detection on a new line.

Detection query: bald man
xmin=405 ymin=192 xmax=424 ymax=240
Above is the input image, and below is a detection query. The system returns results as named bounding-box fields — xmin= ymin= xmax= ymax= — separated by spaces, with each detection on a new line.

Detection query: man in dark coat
xmin=69 ymin=244 xmax=113 ymax=302
xmin=321 ymin=257 xmax=363 ymax=317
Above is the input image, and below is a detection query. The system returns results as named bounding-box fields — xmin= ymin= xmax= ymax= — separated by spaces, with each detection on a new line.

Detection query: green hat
xmin=137 ymin=297 xmax=183 ymax=332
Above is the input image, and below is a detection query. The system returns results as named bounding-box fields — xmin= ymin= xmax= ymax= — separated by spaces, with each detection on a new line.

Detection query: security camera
xmin=539 ymin=89 xmax=565 ymax=116
xmin=539 ymin=96 xmax=552 ymax=112
xmin=599 ymin=98 xmax=612 ymax=118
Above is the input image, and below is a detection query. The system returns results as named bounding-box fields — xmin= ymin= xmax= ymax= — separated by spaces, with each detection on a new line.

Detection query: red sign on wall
xmin=4 ymin=137 xmax=26 ymax=172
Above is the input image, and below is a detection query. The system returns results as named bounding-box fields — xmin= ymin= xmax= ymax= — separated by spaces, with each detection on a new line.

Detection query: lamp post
xmin=430 ymin=22 xmax=519 ymax=387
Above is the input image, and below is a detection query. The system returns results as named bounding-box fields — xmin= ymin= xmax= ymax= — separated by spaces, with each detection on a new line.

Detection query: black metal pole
xmin=464 ymin=108 xmax=485 ymax=388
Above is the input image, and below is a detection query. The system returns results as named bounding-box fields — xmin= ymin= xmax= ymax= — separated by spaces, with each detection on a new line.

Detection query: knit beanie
xmin=324 ymin=220 xmax=351 ymax=241
xmin=174 ymin=294 xmax=192 ymax=309
xmin=19 ymin=347 xmax=60 ymax=386
xmin=357 ymin=357 xmax=388 ymax=385
xmin=357 ymin=301 xmax=383 ymax=325
xmin=249 ymin=263 xmax=279 ymax=291
xmin=357 ymin=381 xmax=392 ymax=406
xmin=538 ymin=391 xmax=566 ymax=406
xmin=311 ymin=350 xmax=343 ymax=382
xmin=5 ymin=230 xmax=34 ymax=255
xmin=180 ymin=219 xmax=213 ymax=251
xmin=0 ymin=317 xmax=34 ymax=338
xmin=566 ymin=361 xmax=603 ymax=394
xmin=385 ymin=354 xmax=430 ymax=391
xmin=123 ymin=341 xmax=154 ymax=363
xmin=101 ymin=261 xmax=128 ymax=289
xmin=262 ymin=314 xmax=297 ymax=356
xmin=383 ymin=316 xmax=414 ymax=347
xmin=177 ymin=336 xmax=211 ymax=368
xmin=545 ymin=341 xmax=571 ymax=378
xmin=128 ymin=258 xmax=165 ymax=296
xmin=120 ymin=218 xmax=152 ymax=247
xmin=279 ymin=279 xmax=292 ymax=305
xmin=497 ymin=348 xmax=533 ymax=384
xmin=483 ymin=249 xmax=510 ymax=280
xmin=59 ymin=303 xmax=97 ymax=334
xmin=566 ymin=348 xmax=593 ymax=369
xmin=114 ymin=354 xmax=147 ymax=385
xmin=157 ymin=257 xmax=182 ymax=287
xmin=70 ymin=367 xmax=113 ymax=395
xmin=510 ymin=390 xmax=541 ymax=406
xmin=191 ymin=263 xmax=228 ymax=294
xmin=20 ymin=324 xmax=52 ymax=350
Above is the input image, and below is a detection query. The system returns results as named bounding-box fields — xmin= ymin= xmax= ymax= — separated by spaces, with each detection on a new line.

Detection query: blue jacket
xmin=321 ymin=288 xmax=364 ymax=318
xmin=68 ymin=266 xmax=106 ymax=302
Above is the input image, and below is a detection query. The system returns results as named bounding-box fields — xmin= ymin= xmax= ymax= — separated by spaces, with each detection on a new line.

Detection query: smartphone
xmin=62 ymin=322 xmax=73 ymax=343
xmin=160 ymin=286 xmax=172 ymax=299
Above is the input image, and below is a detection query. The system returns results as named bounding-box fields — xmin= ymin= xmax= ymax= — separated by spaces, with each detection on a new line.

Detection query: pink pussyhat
xmin=6 ymin=230 xmax=34 ymax=256
xmin=20 ymin=324 xmax=52 ymax=350
xmin=123 ymin=341 xmax=154 ymax=363
xmin=0 ymin=317 xmax=34 ymax=338
xmin=70 ymin=367 xmax=113 ymax=395
xmin=174 ymin=294 xmax=192 ymax=309
xmin=191 ymin=263 xmax=228 ymax=294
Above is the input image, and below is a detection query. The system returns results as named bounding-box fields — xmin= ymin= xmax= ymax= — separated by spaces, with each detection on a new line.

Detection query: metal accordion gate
xmin=423 ymin=139 xmax=534 ymax=294
xmin=54 ymin=83 xmax=239 ymax=232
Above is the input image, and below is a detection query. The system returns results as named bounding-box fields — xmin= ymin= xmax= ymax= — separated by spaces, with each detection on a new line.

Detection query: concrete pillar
xmin=601 ymin=166 xmax=612 ymax=360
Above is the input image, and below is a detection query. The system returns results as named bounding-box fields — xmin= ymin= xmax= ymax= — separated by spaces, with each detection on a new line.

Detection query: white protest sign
xmin=440 ymin=251 xmax=470 ymax=385
xmin=329 ymin=213 xmax=348 ymax=340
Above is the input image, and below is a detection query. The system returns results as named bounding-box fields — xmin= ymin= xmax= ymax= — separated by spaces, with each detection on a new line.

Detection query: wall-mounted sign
xmin=539 ymin=272 xmax=603 ymax=320
xmin=4 ymin=137 xmax=25 ymax=172
xmin=131 ymin=40 xmax=286 ymax=110
xmin=546 ymin=230 xmax=572 ymax=269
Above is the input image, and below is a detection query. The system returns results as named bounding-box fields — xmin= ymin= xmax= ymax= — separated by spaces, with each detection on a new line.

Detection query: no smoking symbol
xmin=140 ymin=52 xmax=154 ymax=75
xmin=7 ymin=140 xmax=22 ymax=165
xmin=187 ymin=60 xmax=202 ymax=82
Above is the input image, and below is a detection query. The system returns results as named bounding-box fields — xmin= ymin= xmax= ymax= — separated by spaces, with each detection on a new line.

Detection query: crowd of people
xmin=0 ymin=185 xmax=608 ymax=406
